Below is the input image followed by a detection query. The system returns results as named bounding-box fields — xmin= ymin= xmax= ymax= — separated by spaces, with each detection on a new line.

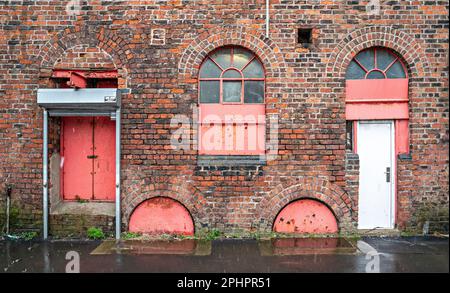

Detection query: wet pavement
xmin=0 ymin=237 xmax=448 ymax=273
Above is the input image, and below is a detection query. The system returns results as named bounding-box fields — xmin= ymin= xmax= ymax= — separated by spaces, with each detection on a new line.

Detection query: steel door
xmin=62 ymin=117 xmax=115 ymax=201
xmin=93 ymin=117 xmax=116 ymax=200
xmin=357 ymin=121 xmax=395 ymax=229
xmin=62 ymin=117 xmax=94 ymax=200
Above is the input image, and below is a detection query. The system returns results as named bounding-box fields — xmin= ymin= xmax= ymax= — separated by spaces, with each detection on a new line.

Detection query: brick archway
xmin=121 ymin=166 xmax=207 ymax=232
xmin=259 ymin=177 xmax=355 ymax=232
xmin=36 ymin=26 xmax=131 ymax=88
xmin=326 ymin=26 xmax=435 ymax=230
xmin=178 ymin=26 xmax=288 ymax=81
xmin=326 ymin=26 xmax=432 ymax=81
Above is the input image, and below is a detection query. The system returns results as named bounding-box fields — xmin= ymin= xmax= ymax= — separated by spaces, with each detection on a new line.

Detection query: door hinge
xmin=87 ymin=155 xmax=98 ymax=159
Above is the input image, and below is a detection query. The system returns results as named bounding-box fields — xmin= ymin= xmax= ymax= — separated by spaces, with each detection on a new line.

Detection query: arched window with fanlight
xmin=345 ymin=47 xmax=409 ymax=155
xmin=198 ymin=47 xmax=266 ymax=156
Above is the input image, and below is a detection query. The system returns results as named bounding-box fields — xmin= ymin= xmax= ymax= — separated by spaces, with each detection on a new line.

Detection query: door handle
xmin=384 ymin=167 xmax=391 ymax=182
xmin=87 ymin=155 xmax=98 ymax=159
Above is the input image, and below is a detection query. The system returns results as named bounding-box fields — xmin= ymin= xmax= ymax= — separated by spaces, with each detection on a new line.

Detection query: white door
xmin=357 ymin=121 xmax=395 ymax=229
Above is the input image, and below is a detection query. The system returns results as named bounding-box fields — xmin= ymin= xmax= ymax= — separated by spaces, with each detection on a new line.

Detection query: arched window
xmin=199 ymin=47 xmax=265 ymax=104
xmin=345 ymin=47 xmax=409 ymax=155
xmin=346 ymin=47 xmax=407 ymax=80
xmin=198 ymin=47 xmax=266 ymax=156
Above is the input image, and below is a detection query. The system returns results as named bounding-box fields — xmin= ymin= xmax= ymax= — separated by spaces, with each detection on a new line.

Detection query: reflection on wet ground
xmin=0 ymin=237 xmax=448 ymax=273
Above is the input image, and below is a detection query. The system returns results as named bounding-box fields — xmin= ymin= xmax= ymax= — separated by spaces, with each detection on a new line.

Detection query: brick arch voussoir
xmin=123 ymin=180 xmax=207 ymax=232
xmin=259 ymin=178 xmax=353 ymax=231
xmin=37 ymin=26 xmax=131 ymax=74
xmin=178 ymin=28 xmax=287 ymax=80
xmin=326 ymin=26 xmax=432 ymax=81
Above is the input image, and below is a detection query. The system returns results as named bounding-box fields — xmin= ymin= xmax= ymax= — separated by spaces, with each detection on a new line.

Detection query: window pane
xmin=233 ymin=48 xmax=253 ymax=70
xmin=242 ymin=59 xmax=264 ymax=78
xmin=346 ymin=61 xmax=366 ymax=80
xmin=223 ymin=69 xmax=242 ymax=78
xmin=223 ymin=81 xmax=242 ymax=102
xmin=376 ymin=49 xmax=396 ymax=71
xmin=199 ymin=59 xmax=222 ymax=78
xmin=355 ymin=49 xmax=375 ymax=71
xmin=211 ymin=48 xmax=232 ymax=69
xmin=386 ymin=61 xmax=406 ymax=78
xmin=366 ymin=70 xmax=385 ymax=79
xmin=200 ymin=81 xmax=220 ymax=103
xmin=244 ymin=81 xmax=264 ymax=103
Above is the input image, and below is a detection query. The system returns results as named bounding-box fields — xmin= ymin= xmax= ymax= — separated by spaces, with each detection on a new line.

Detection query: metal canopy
xmin=37 ymin=88 xmax=120 ymax=114
xmin=38 ymin=88 xmax=121 ymax=240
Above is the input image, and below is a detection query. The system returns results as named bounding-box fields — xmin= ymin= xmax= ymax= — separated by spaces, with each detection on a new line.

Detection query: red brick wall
xmin=0 ymin=1 xmax=448 ymax=236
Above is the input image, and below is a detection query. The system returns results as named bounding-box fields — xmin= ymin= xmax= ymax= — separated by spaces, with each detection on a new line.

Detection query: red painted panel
xmin=67 ymin=71 xmax=87 ymax=88
xmin=129 ymin=197 xmax=195 ymax=236
xmin=199 ymin=104 xmax=265 ymax=155
xmin=93 ymin=117 xmax=116 ymax=201
xmin=395 ymin=119 xmax=409 ymax=155
xmin=62 ymin=117 xmax=93 ymax=200
xmin=52 ymin=70 xmax=118 ymax=79
xmin=273 ymin=199 xmax=338 ymax=234
xmin=346 ymin=79 xmax=408 ymax=101
xmin=346 ymin=102 xmax=409 ymax=120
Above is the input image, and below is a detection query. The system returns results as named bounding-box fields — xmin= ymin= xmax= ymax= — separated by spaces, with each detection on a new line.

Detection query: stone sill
xmin=50 ymin=201 xmax=115 ymax=217
xmin=197 ymin=155 xmax=267 ymax=166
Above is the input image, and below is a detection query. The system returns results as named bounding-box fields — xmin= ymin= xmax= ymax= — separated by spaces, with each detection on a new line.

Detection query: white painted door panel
xmin=357 ymin=121 xmax=394 ymax=229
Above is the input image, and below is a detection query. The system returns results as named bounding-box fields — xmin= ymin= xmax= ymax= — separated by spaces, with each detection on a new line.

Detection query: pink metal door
xmin=62 ymin=117 xmax=115 ymax=201
xmin=62 ymin=117 xmax=94 ymax=200
xmin=93 ymin=117 xmax=116 ymax=201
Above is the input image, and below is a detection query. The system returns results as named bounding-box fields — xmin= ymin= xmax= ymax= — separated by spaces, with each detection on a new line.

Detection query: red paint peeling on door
xmin=129 ymin=197 xmax=194 ymax=236
xmin=61 ymin=116 xmax=115 ymax=201
xmin=273 ymin=199 xmax=338 ymax=234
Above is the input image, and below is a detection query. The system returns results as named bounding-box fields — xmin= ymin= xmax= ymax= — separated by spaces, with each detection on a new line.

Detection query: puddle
xmin=259 ymin=238 xmax=358 ymax=256
xmin=91 ymin=239 xmax=211 ymax=256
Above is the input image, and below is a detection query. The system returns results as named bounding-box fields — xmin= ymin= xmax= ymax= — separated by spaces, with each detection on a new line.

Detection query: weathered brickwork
xmin=0 ymin=1 xmax=448 ymax=237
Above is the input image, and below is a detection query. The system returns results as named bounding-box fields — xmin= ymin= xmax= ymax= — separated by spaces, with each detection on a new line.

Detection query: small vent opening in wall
xmin=298 ymin=28 xmax=313 ymax=48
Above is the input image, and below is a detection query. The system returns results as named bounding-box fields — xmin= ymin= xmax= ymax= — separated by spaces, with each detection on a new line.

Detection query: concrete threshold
xmin=258 ymin=237 xmax=359 ymax=256
xmin=358 ymin=228 xmax=401 ymax=237
xmin=90 ymin=239 xmax=211 ymax=256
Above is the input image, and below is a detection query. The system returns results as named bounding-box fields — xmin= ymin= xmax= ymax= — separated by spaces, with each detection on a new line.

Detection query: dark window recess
xmin=54 ymin=78 xmax=118 ymax=89
xmin=298 ymin=28 xmax=313 ymax=47
xmin=346 ymin=121 xmax=354 ymax=151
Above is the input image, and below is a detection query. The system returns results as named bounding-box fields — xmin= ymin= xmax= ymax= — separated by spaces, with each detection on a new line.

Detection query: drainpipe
xmin=265 ymin=0 xmax=270 ymax=38
xmin=115 ymin=107 xmax=121 ymax=240
xmin=43 ymin=109 xmax=49 ymax=240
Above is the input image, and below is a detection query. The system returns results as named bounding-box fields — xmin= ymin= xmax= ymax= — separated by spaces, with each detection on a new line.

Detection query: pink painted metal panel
xmin=273 ymin=199 xmax=338 ymax=234
xmin=62 ymin=117 xmax=94 ymax=200
xmin=129 ymin=197 xmax=195 ymax=236
xmin=199 ymin=104 xmax=265 ymax=155
xmin=67 ymin=71 xmax=87 ymax=88
xmin=52 ymin=70 xmax=118 ymax=79
xmin=93 ymin=117 xmax=116 ymax=201
xmin=346 ymin=103 xmax=409 ymax=120
xmin=395 ymin=119 xmax=409 ymax=155
xmin=346 ymin=79 xmax=408 ymax=101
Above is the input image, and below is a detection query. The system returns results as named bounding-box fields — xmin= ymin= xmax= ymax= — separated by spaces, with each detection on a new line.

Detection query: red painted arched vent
xmin=273 ymin=199 xmax=338 ymax=234
xmin=129 ymin=197 xmax=194 ymax=236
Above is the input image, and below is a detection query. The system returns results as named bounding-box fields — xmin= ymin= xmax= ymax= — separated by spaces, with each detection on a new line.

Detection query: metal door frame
xmin=38 ymin=88 xmax=122 ymax=240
